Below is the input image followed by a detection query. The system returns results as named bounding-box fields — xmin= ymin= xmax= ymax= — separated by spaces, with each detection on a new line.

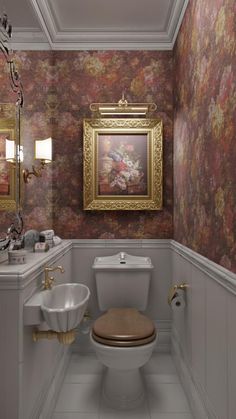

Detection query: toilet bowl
xmin=91 ymin=252 xmax=157 ymax=409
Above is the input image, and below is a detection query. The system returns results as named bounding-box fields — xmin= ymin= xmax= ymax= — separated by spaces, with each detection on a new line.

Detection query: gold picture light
xmin=90 ymin=94 xmax=157 ymax=117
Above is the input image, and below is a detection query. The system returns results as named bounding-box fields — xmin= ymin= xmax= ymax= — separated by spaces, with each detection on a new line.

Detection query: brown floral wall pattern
xmin=53 ymin=51 xmax=173 ymax=238
xmin=173 ymin=0 xmax=236 ymax=272
xmin=0 ymin=0 xmax=235 ymax=273
xmin=0 ymin=51 xmax=173 ymax=239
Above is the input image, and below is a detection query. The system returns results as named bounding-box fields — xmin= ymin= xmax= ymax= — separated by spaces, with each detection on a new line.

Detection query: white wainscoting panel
xmin=171 ymin=240 xmax=236 ymax=419
xmin=228 ymin=292 xmax=236 ymax=419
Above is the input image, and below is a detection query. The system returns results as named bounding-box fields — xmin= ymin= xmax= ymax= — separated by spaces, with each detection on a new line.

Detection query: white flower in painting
xmin=130 ymin=169 xmax=140 ymax=179
xmin=133 ymin=160 xmax=141 ymax=169
xmin=124 ymin=159 xmax=133 ymax=168
xmin=110 ymin=175 xmax=127 ymax=190
xmin=120 ymin=171 xmax=131 ymax=181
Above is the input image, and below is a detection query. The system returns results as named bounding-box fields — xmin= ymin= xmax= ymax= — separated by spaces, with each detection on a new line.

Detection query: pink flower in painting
xmin=125 ymin=144 xmax=134 ymax=152
xmin=116 ymin=161 xmax=127 ymax=172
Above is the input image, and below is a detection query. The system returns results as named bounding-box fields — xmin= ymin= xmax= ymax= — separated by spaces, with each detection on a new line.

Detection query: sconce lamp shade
xmin=35 ymin=137 xmax=52 ymax=163
xmin=5 ymin=139 xmax=24 ymax=163
xmin=5 ymin=138 xmax=16 ymax=162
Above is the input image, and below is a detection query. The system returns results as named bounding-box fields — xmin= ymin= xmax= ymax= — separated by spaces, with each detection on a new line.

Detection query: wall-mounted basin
xmin=24 ymin=283 xmax=90 ymax=332
xmin=41 ymin=283 xmax=90 ymax=332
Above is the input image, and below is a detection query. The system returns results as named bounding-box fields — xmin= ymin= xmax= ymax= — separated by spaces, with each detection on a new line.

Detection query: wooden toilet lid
xmin=92 ymin=308 xmax=155 ymax=345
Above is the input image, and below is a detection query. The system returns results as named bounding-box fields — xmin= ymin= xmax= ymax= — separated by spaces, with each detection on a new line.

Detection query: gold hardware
xmin=168 ymin=283 xmax=188 ymax=305
xmin=23 ymin=160 xmax=47 ymax=183
xmin=32 ymin=329 xmax=76 ymax=345
xmin=43 ymin=265 xmax=65 ymax=290
xmin=23 ymin=137 xmax=52 ymax=183
xmin=90 ymin=94 xmax=157 ymax=117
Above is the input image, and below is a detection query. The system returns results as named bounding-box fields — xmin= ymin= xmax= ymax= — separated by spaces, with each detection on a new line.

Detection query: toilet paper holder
xmin=168 ymin=283 xmax=188 ymax=305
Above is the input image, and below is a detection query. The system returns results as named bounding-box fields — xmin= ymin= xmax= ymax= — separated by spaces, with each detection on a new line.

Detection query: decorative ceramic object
xmin=8 ymin=249 xmax=27 ymax=265
xmin=24 ymin=230 xmax=40 ymax=250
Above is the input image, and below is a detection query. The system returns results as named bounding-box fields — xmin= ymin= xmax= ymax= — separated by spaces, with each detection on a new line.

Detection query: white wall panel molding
xmin=41 ymin=349 xmax=70 ymax=419
xmin=171 ymin=240 xmax=236 ymax=296
xmin=154 ymin=320 xmax=171 ymax=353
xmin=72 ymin=239 xmax=172 ymax=249
xmin=172 ymin=242 xmax=236 ymax=419
xmin=28 ymin=348 xmax=70 ymax=419
xmin=172 ymin=327 xmax=212 ymax=419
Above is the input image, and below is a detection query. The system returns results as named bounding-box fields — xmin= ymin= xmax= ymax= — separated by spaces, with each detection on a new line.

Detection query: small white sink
xmin=24 ymin=283 xmax=90 ymax=332
xmin=41 ymin=283 xmax=90 ymax=332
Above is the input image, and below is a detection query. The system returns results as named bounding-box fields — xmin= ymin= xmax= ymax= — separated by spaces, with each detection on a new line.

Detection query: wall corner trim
xmin=171 ymin=240 xmax=236 ymax=296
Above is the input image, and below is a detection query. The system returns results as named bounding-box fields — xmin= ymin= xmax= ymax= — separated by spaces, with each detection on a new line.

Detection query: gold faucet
xmin=43 ymin=265 xmax=65 ymax=290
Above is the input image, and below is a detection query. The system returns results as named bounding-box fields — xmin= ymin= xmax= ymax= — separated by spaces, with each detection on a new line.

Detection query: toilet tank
xmin=93 ymin=252 xmax=153 ymax=311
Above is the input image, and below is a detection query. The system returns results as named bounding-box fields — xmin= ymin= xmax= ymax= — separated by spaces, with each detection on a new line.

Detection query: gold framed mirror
xmin=0 ymin=13 xmax=23 ymax=212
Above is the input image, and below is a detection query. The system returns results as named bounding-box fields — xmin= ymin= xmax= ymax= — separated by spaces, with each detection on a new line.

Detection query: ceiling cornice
xmin=10 ymin=0 xmax=189 ymax=50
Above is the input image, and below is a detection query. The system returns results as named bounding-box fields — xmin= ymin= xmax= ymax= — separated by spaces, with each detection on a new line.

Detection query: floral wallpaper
xmin=173 ymin=0 xmax=236 ymax=272
xmin=0 ymin=1 xmax=235 ymax=272
xmin=0 ymin=51 xmax=173 ymax=239
xmin=52 ymin=51 xmax=173 ymax=238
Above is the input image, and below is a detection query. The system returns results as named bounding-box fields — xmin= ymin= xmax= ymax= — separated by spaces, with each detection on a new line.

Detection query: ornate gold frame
xmin=83 ymin=118 xmax=163 ymax=210
xmin=0 ymin=104 xmax=16 ymax=211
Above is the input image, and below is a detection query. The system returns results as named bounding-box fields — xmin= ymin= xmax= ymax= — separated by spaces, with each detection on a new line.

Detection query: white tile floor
xmin=52 ymin=353 xmax=193 ymax=419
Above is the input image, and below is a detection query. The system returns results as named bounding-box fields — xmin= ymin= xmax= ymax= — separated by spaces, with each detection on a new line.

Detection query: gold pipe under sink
xmin=32 ymin=329 xmax=76 ymax=345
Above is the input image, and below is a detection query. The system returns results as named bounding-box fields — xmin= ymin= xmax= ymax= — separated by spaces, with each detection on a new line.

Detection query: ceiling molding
xmin=11 ymin=28 xmax=50 ymax=50
xmin=11 ymin=0 xmax=189 ymax=50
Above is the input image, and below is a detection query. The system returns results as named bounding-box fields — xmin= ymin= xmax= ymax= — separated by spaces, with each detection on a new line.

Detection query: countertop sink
xmin=24 ymin=283 xmax=90 ymax=332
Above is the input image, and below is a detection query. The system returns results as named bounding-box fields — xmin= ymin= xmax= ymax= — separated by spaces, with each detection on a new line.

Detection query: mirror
xmin=0 ymin=103 xmax=18 ymax=210
xmin=0 ymin=13 xmax=23 ymax=239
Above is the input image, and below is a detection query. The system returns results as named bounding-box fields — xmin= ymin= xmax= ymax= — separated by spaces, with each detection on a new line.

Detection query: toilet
xmin=90 ymin=252 xmax=157 ymax=409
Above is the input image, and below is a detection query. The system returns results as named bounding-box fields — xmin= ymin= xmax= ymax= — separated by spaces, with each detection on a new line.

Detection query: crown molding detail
xmin=10 ymin=0 xmax=189 ymax=50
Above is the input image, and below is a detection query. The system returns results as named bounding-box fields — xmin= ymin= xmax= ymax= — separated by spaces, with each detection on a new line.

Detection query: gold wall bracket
xmin=22 ymin=160 xmax=46 ymax=183
xmin=90 ymin=94 xmax=157 ymax=117
xmin=32 ymin=329 xmax=76 ymax=345
xmin=168 ymin=283 xmax=188 ymax=305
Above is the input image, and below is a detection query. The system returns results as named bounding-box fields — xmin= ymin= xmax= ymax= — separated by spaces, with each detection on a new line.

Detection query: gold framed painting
xmin=83 ymin=118 xmax=163 ymax=210
xmin=0 ymin=103 xmax=16 ymax=211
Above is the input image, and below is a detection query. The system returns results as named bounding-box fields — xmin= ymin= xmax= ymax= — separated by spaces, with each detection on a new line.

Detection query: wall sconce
xmin=22 ymin=137 xmax=52 ymax=183
xmin=5 ymin=138 xmax=24 ymax=164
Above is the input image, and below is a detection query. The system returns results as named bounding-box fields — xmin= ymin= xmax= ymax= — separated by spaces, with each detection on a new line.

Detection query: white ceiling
xmin=4 ymin=0 xmax=189 ymax=50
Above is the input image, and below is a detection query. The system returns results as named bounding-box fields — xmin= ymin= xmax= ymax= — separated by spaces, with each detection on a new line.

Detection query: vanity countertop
xmin=0 ymin=240 xmax=72 ymax=289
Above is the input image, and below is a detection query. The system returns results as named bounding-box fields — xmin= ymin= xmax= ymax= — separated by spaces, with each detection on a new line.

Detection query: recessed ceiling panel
xmin=51 ymin=0 xmax=172 ymax=32
xmin=8 ymin=0 xmax=190 ymax=50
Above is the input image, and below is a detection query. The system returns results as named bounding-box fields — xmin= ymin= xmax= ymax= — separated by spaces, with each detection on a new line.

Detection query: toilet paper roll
xmin=170 ymin=289 xmax=186 ymax=310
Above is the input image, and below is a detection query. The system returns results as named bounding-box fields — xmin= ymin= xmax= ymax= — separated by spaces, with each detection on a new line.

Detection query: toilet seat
xmin=92 ymin=308 xmax=156 ymax=347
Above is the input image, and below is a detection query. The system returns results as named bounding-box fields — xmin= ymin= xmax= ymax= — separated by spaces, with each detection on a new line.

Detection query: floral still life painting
xmin=98 ymin=134 xmax=147 ymax=196
xmin=83 ymin=118 xmax=163 ymax=210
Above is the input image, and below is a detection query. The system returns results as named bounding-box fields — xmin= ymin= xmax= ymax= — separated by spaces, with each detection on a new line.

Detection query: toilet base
xmin=102 ymin=367 xmax=145 ymax=410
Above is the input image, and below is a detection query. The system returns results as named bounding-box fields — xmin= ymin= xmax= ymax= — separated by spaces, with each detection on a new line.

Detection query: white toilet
xmin=90 ymin=252 xmax=157 ymax=409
